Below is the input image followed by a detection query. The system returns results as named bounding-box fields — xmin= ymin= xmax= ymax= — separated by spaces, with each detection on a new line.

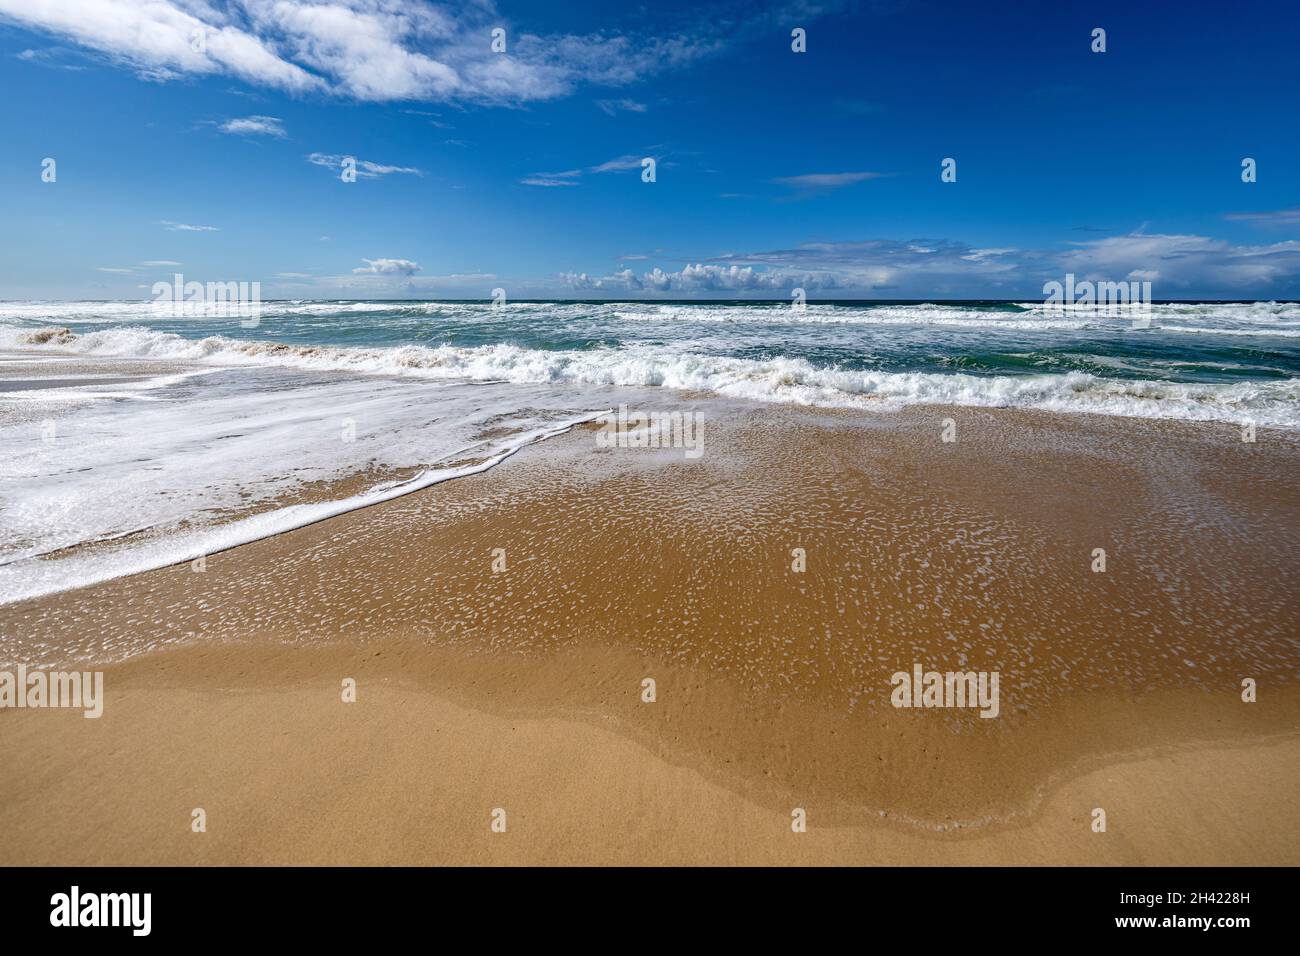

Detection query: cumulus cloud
xmin=0 ymin=0 xmax=729 ymax=105
xmin=561 ymin=263 xmax=843 ymax=294
xmin=1056 ymin=233 xmax=1300 ymax=291
xmin=700 ymin=239 xmax=1020 ymax=290
xmin=219 ymin=114 xmax=285 ymax=137
xmin=555 ymin=232 xmax=1300 ymax=297
xmin=0 ymin=0 xmax=324 ymax=91
xmin=353 ymin=257 xmax=420 ymax=275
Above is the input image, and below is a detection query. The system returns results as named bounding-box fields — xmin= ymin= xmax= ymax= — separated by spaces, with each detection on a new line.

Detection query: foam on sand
xmin=0 ymin=355 xmax=608 ymax=603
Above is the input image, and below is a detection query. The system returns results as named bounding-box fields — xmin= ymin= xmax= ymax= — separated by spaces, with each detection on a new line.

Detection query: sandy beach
xmin=2 ymin=393 xmax=1297 ymax=865
xmin=4 ymin=0 xmax=1300 ymax=889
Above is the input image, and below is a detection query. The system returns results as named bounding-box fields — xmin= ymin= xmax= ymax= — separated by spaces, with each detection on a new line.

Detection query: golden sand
xmin=1 ymin=404 xmax=1297 ymax=864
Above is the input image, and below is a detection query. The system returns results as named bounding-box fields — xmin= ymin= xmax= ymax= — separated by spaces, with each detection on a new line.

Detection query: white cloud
xmin=960 ymin=248 xmax=1018 ymax=262
xmin=519 ymin=176 xmax=580 ymax=187
xmin=514 ymin=30 xmax=718 ymax=90
xmin=308 ymin=152 xmax=421 ymax=178
xmin=1225 ymin=207 xmax=1300 ymax=226
xmin=95 ymin=260 xmax=185 ymax=274
xmin=0 ymin=0 xmax=324 ymax=92
xmin=557 ymin=232 xmax=1300 ymax=297
xmin=701 ymin=239 xmax=1018 ymax=290
xmin=0 ymin=0 xmax=725 ymax=104
xmin=1058 ymin=233 xmax=1300 ymax=290
xmin=353 ymin=257 xmax=420 ymax=275
xmin=561 ymin=263 xmax=841 ymax=294
xmin=219 ymin=114 xmax=285 ymax=137
xmin=15 ymin=47 xmax=85 ymax=70
xmin=588 ymin=154 xmax=648 ymax=174
xmin=521 ymin=153 xmax=655 ymax=187
xmin=159 ymin=220 xmax=219 ymax=231
xmin=247 ymin=0 xmax=458 ymax=101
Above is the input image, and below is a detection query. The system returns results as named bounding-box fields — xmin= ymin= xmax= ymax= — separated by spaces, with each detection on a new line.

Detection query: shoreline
xmin=2 ymin=397 xmax=1298 ymax=864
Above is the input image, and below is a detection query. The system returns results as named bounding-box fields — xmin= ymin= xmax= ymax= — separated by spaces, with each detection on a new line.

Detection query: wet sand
xmin=1 ymin=402 xmax=1298 ymax=864
xmin=0 ymin=351 xmax=203 ymax=426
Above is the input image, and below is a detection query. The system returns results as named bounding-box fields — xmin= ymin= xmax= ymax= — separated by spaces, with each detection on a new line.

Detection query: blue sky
xmin=1 ymin=0 xmax=1298 ymax=300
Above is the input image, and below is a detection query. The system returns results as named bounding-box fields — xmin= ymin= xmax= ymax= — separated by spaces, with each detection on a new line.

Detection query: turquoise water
xmin=3 ymin=299 xmax=1298 ymax=422
xmin=5 ymin=298 xmax=1298 ymax=384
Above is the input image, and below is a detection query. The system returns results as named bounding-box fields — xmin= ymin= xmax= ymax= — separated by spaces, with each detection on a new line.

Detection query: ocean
xmin=2 ymin=298 xmax=1298 ymax=604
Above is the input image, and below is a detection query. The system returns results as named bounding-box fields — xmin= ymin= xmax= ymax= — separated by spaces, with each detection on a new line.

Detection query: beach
xmin=3 ymin=389 xmax=1297 ymax=865
xmin=4 ymin=0 xmax=1300 ymax=906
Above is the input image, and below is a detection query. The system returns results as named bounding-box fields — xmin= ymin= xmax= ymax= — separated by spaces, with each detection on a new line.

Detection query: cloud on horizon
xmin=1225 ymin=207 xmax=1300 ymax=227
xmin=556 ymin=233 xmax=1300 ymax=297
xmin=69 ymin=229 xmax=1300 ymax=301
xmin=94 ymin=260 xmax=185 ymax=274
xmin=353 ymin=257 xmax=421 ymax=276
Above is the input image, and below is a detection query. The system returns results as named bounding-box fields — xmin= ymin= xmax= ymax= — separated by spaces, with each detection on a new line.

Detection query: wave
xmin=1157 ymin=324 xmax=1300 ymax=338
xmin=4 ymin=322 xmax=1297 ymax=427
xmin=4 ymin=298 xmax=1300 ymax=334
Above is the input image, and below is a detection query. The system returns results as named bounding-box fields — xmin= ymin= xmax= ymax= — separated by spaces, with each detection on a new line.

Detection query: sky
xmin=1 ymin=0 xmax=1298 ymax=300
